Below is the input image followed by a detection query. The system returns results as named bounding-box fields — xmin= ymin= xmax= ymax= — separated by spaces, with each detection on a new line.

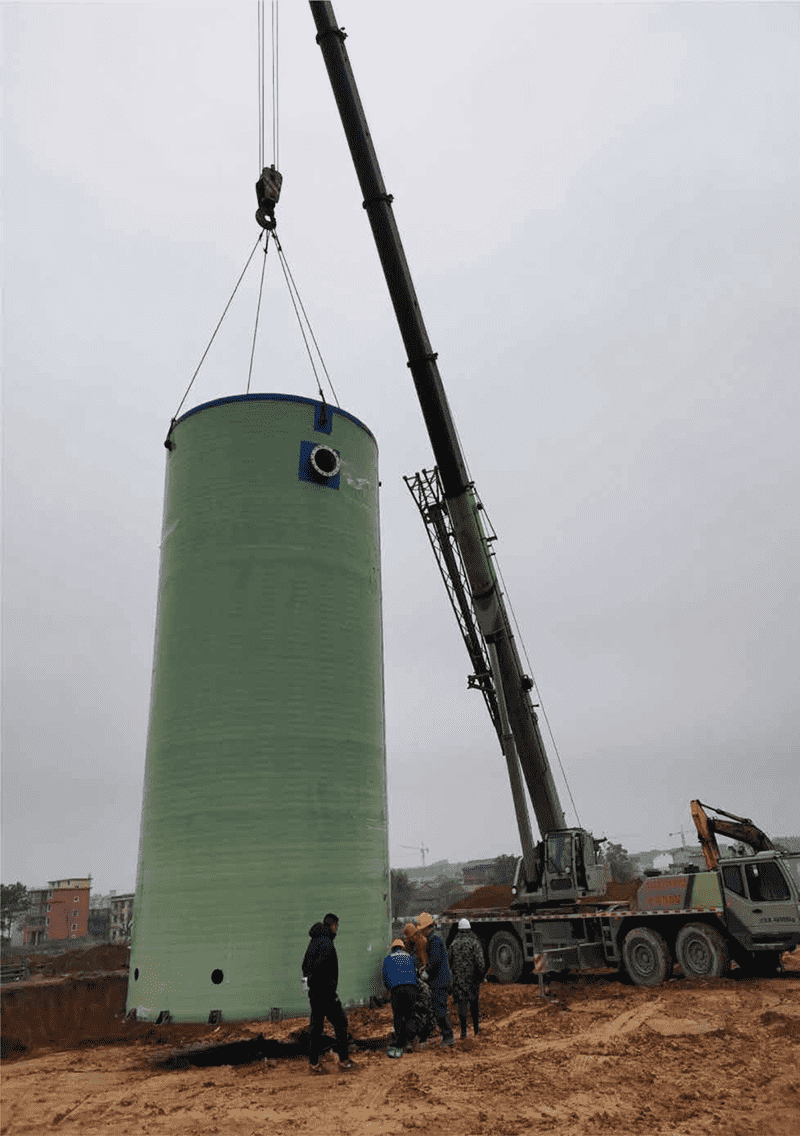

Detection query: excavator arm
xmin=690 ymin=799 xmax=775 ymax=869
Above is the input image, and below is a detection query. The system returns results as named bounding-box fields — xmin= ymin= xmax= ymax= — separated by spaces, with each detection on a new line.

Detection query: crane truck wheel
xmin=621 ymin=927 xmax=672 ymax=987
xmin=675 ymin=922 xmax=729 ymax=979
xmin=488 ymin=930 xmax=524 ymax=984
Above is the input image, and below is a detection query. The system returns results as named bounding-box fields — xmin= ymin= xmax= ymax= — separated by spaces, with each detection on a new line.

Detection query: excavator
xmin=309 ymin=2 xmax=800 ymax=985
xmin=691 ymin=800 xmax=775 ymax=870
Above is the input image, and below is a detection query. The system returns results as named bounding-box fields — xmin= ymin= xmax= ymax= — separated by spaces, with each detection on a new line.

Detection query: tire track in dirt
xmin=444 ymin=998 xmax=667 ymax=1069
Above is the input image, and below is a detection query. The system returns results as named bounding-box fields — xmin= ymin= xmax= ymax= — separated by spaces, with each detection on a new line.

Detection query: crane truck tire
xmin=488 ymin=930 xmax=524 ymax=984
xmin=675 ymin=922 xmax=729 ymax=979
xmin=621 ymin=927 xmax=673 ymax=987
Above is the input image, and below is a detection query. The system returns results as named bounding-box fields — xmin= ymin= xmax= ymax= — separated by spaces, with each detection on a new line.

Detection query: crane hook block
xmin=255 ymin=165 xmax=283 ymax=231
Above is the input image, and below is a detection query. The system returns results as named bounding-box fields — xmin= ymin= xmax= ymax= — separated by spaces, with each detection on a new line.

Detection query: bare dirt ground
xmin=2 ymin=952 xmax=800 ymax=1136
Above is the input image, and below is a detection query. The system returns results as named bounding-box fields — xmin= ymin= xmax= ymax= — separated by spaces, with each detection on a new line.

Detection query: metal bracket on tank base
xmin=208 ymin=1010 xmax=222 ymax=1025
xmin=156 ymin=1010 xmax=172 ymax=1024
xmin=269 ymin=1007 xmax=282 ymax=1023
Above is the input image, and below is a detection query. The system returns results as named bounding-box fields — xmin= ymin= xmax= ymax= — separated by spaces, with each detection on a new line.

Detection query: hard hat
xmin=391 ymin=938 xmax=405 ymax=949
xmin=458 ymin=918 xmax=471 ymax=930
xmin=416 ymin=911 xmax=434 ymax=930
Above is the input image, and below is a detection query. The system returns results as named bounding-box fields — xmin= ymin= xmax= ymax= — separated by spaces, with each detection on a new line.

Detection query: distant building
xmin=88 ymin=908 xmax=112 ymax=939
xmin=110 ymin=894 xmax=135 ymax=942
xmin=23 ymin=878 xmax=91 ymax=945
xmin=22 ymin=888 xmax=50 ymax=946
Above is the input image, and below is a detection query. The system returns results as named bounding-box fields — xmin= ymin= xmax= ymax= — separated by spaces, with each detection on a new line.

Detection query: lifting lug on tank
xmin=255 ymin=165 xmax=283 ymax=230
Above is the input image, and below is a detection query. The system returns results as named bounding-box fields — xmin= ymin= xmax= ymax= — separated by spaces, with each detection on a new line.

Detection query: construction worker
xmin=403 ymin=921 xmax=428 ymax=968
xmin=402 ymin=922 xmax=436 ymax=1048
xmin=416 ymin=912 xmax=454 ymax=1047
xmin=448 ymin=917 xmax=487 ymax=1038
xmin=301 ymin=913 xmax=356 ymax=1074
xmin=381 ymin=939 xmax=418 ymax=1058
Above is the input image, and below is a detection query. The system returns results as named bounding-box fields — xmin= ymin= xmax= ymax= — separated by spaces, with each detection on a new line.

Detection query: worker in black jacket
xmin=301 ymin=912 xmax=355 ymax=1073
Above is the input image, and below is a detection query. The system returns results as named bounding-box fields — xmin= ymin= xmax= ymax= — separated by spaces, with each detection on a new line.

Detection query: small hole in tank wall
xmin=134 ymin=968 xmax=139 ymax=980
xmin=211 ymin=969 xmax=224 ymax=985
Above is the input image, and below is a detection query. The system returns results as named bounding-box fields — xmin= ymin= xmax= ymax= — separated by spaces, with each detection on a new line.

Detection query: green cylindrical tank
xmin=127 ymin=394 xmax=390 ymax=1022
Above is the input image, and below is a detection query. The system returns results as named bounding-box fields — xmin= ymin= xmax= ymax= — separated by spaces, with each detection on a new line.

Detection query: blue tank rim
xmin=174 ymin=393 xmax=376 ymax=442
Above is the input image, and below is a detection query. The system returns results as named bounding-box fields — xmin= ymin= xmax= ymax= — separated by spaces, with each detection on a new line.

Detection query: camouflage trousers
xmin=406 ymin=979 xmax=437 ymax=1043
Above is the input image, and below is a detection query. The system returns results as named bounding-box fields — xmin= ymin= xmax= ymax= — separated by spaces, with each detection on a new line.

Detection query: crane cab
xmin=514 ymin=828 xmax=609 ymax=907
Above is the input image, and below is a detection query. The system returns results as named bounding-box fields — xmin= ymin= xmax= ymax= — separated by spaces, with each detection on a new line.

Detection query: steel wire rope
xmin=165 ymin=232 xmax=265 ymax=444
xmin=246 ymin=233 xmax=272 ymax=395
xmin=272 ymin=232 xmax=341 ymax=407
xmin=475 ymin=488 xmax=581 ymax=827
xmin=497 ymin=565 xmax=583 ymax=828
xmin=443 ymin=406 xmax=581 ymax=825
xmin=257 ymin=2 xmax=279 ymax=168
xmin=257 ymin=2 xmax=264 ymax=169
xmin=271 ymin=1 xmax=279 ymax=170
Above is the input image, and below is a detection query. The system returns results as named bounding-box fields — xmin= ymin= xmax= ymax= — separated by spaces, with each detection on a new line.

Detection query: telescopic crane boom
xmin=310 ymin=2 xmax=571 ymax=888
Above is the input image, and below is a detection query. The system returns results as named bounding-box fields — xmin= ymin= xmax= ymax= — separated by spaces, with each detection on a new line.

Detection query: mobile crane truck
xmin=310 ymin=2 xmax=800 ymax=987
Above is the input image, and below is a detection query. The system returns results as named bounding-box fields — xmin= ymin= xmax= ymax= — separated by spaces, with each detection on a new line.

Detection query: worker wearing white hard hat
xmin=448 ymin=917 xmax=487 ymax=1039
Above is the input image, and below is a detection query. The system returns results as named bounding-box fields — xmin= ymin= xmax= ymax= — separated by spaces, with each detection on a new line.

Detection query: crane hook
xmin=255 ymin=165 xmax=283 ymax=230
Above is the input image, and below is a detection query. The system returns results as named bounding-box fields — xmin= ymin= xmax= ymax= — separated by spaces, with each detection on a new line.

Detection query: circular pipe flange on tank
xmin=309 ymin=444 xmax=340 ymax=479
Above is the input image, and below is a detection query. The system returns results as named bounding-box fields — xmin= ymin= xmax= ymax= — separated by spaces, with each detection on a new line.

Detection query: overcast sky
xmin=3 ymin=2 xmax=799 ymax=893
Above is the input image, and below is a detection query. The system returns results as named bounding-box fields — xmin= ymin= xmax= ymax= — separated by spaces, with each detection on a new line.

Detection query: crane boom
xmin=310 ymin=2 xmax=567 ymax=852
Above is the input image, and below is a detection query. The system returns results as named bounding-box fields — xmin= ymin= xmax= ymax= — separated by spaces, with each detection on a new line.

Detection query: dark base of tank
xmin=156 ymin=1029 xmax=389 ymax=1069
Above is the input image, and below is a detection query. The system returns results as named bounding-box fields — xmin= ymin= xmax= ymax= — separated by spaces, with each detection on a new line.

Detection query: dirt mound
xmin=23 ymin=942 xmax=130 ymax=977
xmin=447 ymin=879 xmax=641 ymax=912
xmin=447 ymin=885 xmax=513 ymax=910
xmin=600 ymin=878 xmax=641 ymax=902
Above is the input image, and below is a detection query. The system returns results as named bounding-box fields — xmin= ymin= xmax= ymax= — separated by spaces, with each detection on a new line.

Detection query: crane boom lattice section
xmin=404 ymin=468 xmax=502 ymax=740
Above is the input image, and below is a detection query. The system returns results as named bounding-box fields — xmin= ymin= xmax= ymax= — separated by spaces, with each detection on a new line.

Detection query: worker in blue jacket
xmin=381 ymin=939 xmax=418 ymax=1058
xmin=416 ymin=911 xmax=454 ymax=1046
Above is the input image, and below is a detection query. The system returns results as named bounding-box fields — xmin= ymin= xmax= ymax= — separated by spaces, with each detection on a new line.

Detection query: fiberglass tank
xmin=127 ymin=393 xmax=390 ymax=1022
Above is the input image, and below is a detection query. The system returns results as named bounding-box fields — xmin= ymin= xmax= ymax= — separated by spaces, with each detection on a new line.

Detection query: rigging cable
xmin=443 ymin=398 xmax=582 ymax=824
xmin=480 ymin=497 xmax=583 ymax=828
xmin=273 ymin=232 xmax=341 ymax=408
xmin=247 ymin=234 xmax=272 ymax=395
xmin=251 ymin=3 xmax=337 ymax=409
xmin=165 ymin=232 xmax=265 ymax=448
